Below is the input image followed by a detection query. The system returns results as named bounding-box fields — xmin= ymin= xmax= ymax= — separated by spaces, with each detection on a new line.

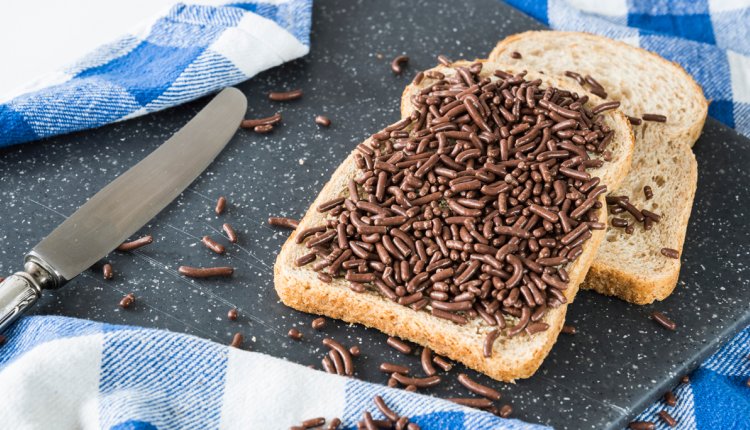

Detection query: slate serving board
xmin=1 ymin=0 xmax=748 ymax=428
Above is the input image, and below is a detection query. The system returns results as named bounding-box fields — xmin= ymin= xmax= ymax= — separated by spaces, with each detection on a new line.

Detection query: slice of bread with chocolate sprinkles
xmin=275 ymin=62 xmax=634 ymax=381
xmin=489 ymin=31 xmax=707 ymax=304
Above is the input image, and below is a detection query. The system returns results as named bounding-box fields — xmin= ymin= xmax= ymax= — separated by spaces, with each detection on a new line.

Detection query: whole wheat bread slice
xmin=274 ymin=61 xmax=634 ymax=381
xmin=489 ymin=31 xmax=706 ymax=304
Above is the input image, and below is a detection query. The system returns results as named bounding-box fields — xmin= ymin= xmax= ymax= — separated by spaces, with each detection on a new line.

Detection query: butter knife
xmin=0 ymin=87 xmax=247 ymax=332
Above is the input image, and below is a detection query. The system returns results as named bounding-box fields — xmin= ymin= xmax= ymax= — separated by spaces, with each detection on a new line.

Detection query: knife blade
xmin=0 ymin=87 xmax=247 ymax=332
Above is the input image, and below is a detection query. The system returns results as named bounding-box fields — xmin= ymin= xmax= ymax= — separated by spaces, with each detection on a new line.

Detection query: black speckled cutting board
xmin=1 ymin=0 xmax=748 ymax=428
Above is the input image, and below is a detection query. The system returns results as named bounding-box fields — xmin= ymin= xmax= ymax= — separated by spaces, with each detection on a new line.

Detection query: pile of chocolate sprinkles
xmin=295 ymin=63 xmax=618 ymax=337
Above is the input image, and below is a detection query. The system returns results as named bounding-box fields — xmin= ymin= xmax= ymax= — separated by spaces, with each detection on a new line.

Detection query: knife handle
xmin=0 ymin=273 xmax=41 ymax=333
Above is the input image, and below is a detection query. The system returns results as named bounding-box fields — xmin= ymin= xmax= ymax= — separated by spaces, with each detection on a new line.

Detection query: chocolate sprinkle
xmin=658 ymin=411 xmax=677 ymax=427
xmin=628 ymin=422 xmax=655 ymax=430
xmin=642 ymin=113 xmax=667 ymax=123
xmin=288 ymin=328 xmax=303 ymax=340
xmin=391 ymin=55 xmax=409 ymax=74
xmin=651 ymin=311 xmax=677 ymax=331
xmin=315 ymin=115 xmax=332 ymax=127
xmin=117 ymin=235 xmax=153 ymax=252
xmin=119 ymin=293 xmax=135 ymax=309
xmin=268 ymin=89 xmax=303 ymax=101
xmin=102 ymin=263 xmax=113 ymax=280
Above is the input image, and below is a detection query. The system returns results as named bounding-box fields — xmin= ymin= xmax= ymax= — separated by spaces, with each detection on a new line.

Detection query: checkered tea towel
xmin=505 ymin=1 xmax=750 ymax=428
xmin=0 ymin=316 xmax=544 ymax=430
xmin=0 ymin=1 xmax=312 ymax=148
xmin=505 ymin=0 xmax=750 ymax=137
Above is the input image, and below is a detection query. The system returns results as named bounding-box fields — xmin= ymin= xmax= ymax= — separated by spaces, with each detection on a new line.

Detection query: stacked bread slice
xmin=489 ymin=32 xmax=707 ymax=304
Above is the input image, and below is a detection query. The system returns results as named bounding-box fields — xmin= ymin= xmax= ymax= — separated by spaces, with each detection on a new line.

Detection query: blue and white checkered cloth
xmin=0 ymin=316 xmax=541 ymax=430
xmin=505 ymin=0 xmax=750 ymax=138
xmin=0 ymin=1 xmax=313 ymax=148
xmin=1 ymin=1 xmax=748 ymax=429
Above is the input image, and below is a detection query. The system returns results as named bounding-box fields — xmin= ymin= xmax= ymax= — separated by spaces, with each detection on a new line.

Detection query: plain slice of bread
xmin=489 ymin=31 xmax=705 ymax=304
xmin=275 ymin=62 xmax=635 ymax=381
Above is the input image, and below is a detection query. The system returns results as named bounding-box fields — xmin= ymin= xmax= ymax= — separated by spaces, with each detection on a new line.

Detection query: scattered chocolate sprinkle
xmin=253 ymin=124 xmax=274 ymax=134
xmin=222 ymin=223 xmax=238 ymax=243
xmin=651 ymin=311 xmax=677 ymax=331
xmin=288 ymin=328 xmax=303 ymax=340
xmin=661 ymin=248 xmax=679 ymax=259
xmin=268 ymin=89 xmax=303 ymax=101
xmin=230 ymin=332 xmax=243 ymax=348
xmin=658 ymin=411 xmax=677 ymax=427
xmin=510 ymin=51 xmax=522 ymax=59
xmin=227 ymin=308 xmax=238 ymax=321
xmin=374 ymin=395 xmax=399 ymax=421
xmin=269 ymin=216 xmax=299 ymax=229
xmin=117 ymin=235 xmax=153 ymax=251
xmin=627 ymin=116 xmax=643 ymax=125
xmin=102 ymin=263 xmax=113 ymax=280
xmin=201 ymin=236 xmax=226 ymax=254
xmin=644 ymin=185 xmax=653 ymax=200
xmin=561 ymin=325 xmax=577 ymax=335
xmin=642 ymin=113 xmax=667 ymax=123
xmin=404 ymin=385 xmax=417 ymax=392
xmin=391 ymin=55 xmax=409 ymax=74
xmin=178 ymin=266 xmax=233 ymax=278
xmin=499 ymin=404 xmax=512 ymax=418
xmin=302 ymin=417 xmax=326 ymax=428
xmin=664 ymin=390 xmax=676 ymax=406
xmin=0 ymin=335 xmax=6 ymax=346
xmin=392 ymin=372 xmax=441 ymax=388
xmin=564 ymin=70 xmax=585 ymax=85
xmin=628 ymin=421 xmax=655 ymax=430
xmin=119 ymin=293 xmax=135 ymax=309
xmin=457 ymin=373 xmax=501 ymax=401
xmin=323 ymin=338 xmax=354 ymax=376
xmin=681 ymin=375 xmax=690 ymax=384
xmin=240 ymin=112 xmax=281 ymax=129
xmin=349 ymin=345 xmax=361 ymax=357
xmin=321 ymin=356 xmax=335 ymax=374
xmin=433 ymin=356 xmax=453 ymax=372
xmin=329 ymin=349 xmax=345 ymax=375
xmin=312 ymin=317 xmax=326 ymax=330
xmin=380 ymin=362 xmax=410 ymax=375
xmin=315 ymin=115 xmax=332 ymax=127
xmin=447 ymin=397 xmax=493 ymax=409
xmin=420 ymin=347 xmax=437 ymax=376
xmin=215 ymin=196 xmax=227 ymax=215
xmin=386 ymin=336 xmax=413 ymax=354
xmin=591 ymin=101 xmax=620 ymax=114
xmin=327 ymin=418 xmax=342 ymax=430
xmin=387 ymin=377 xmax=398 ymax=388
